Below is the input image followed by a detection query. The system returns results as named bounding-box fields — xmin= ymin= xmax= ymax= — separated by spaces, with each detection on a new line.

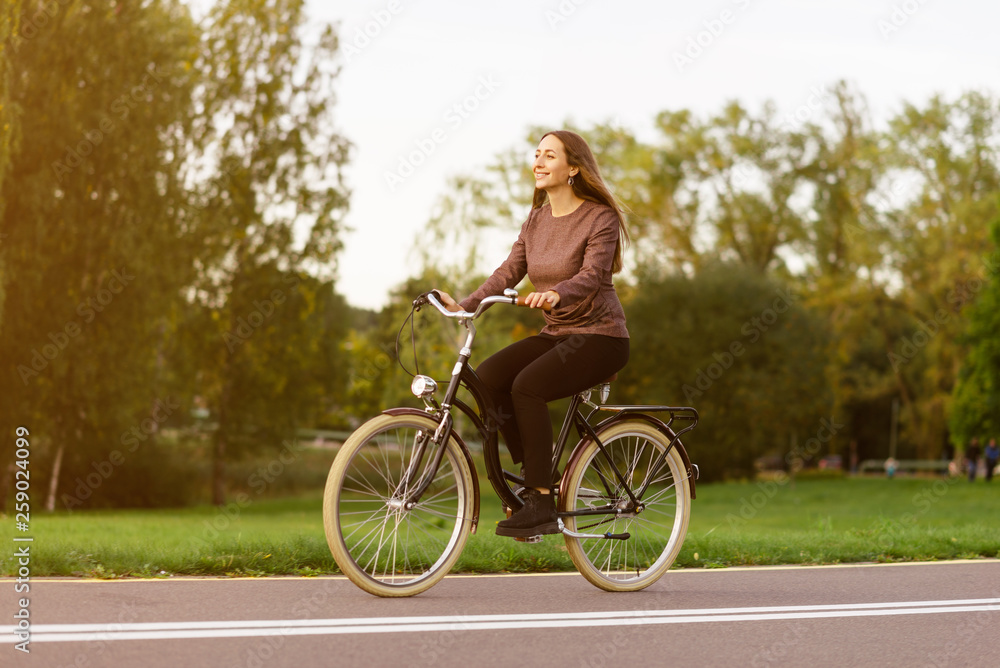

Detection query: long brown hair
xmin=532 ymin=130 xmax=631 ymax=274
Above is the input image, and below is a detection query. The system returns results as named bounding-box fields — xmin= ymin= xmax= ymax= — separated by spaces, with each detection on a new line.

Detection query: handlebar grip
xmin=515 ymin=296 xmax=553 ymax=311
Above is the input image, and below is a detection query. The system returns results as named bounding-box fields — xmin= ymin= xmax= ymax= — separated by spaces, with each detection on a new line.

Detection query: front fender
xmin=382 ymin=407 xmax=481 ymax=533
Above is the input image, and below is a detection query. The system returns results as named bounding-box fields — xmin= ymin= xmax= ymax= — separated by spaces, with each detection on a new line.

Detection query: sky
xmin=305 ymin=0 xmax=1000 ymax=311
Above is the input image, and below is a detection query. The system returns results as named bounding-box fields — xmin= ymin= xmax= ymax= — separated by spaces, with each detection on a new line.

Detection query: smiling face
xmin=533 ymin=134 xmax=577 ymax=191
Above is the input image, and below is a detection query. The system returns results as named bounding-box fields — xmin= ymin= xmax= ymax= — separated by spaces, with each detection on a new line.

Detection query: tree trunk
xmin=0 ymin=461 xmax=11 ymax=513
xmin=45 ymin=444 xmax=64 ymax=511
xmin=212 ymin=377 xmax=232 ymax=507
xmin=212 ymin=432 xmax=226 ymax=506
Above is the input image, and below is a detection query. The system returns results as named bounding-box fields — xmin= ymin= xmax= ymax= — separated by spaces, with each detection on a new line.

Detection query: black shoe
xmin=496 ymin=489 xmax=560 ymax=538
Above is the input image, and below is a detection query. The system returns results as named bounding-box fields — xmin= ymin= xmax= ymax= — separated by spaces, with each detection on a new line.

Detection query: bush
xmin=53 ymin=440 xmax=206 ymax=510
xmin=619 ymin=263 xmax=834 ymax=481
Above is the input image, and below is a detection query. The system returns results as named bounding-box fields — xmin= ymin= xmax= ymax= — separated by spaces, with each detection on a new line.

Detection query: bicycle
xmin=323 ymin=289 xmax=700 ymax=597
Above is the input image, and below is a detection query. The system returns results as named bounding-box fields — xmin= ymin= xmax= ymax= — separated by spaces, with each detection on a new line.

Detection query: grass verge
xmin=2 ymin=477 xmax=998 ymax=578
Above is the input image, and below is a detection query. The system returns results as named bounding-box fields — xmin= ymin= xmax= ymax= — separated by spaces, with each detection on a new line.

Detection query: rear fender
xmin=562 ymin=412 xmax=697 ymax=500
xmin=382 ymin=407 xmax=481 ymax=532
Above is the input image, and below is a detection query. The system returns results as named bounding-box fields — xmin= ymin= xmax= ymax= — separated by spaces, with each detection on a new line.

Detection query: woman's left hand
xmin=525 ymin=290 xmax=560 ymax=309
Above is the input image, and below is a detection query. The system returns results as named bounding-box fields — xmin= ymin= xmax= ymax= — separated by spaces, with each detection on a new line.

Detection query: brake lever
xmin=412 ymin=291 xmax=434 ymax=310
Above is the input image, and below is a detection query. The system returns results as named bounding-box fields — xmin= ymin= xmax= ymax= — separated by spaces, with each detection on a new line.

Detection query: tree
xmin=949 ymin=207 xmax=1000 ymax=446
xmin=617 ymin=263 xmax=832 ymax=480
xmin=168 ymin=266 xmax=350 ymax=445
xmin=0 ymin=0 xmax=22 ymax=225
xmin=0 ymin=0 xmax=203 ymax=508
xmin=1 ymin=0 xmax=356 ymax=510
xmin=0 ymin=0 xmax=24 ymax=512
xmin=876 ymin=92 xmax=1000 ymax=457
xmin=794 ymin=83 xmax=901 ymax=463
xmin=187 ymin=0 xmax=351 ymax=505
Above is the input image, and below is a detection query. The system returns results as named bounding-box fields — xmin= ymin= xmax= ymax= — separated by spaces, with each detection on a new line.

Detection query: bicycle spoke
xmin=325 ymin=415 xmax=474 ymax=596
xmin=563 ymin=423 xmax=691 ymax=591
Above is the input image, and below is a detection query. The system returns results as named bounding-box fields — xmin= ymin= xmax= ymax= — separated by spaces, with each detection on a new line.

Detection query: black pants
xmin=475 ymin=333 xmax=629 ymax=489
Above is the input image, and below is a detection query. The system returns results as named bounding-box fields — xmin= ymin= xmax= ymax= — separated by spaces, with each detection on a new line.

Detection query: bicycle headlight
xmin=410 ymin=375 xmax=438 ymax=398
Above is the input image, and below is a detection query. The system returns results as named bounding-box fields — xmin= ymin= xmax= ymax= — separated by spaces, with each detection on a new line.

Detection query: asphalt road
xmin=4 ymin=560 xmax=1000 ymax=667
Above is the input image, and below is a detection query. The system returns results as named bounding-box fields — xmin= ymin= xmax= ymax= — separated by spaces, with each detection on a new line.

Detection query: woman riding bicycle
xmin=436 ymin=130 xmax=631 ymax=538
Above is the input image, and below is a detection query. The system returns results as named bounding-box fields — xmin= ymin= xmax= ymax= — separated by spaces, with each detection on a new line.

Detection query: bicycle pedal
xmin=514 ymin=535 xmax=543 ymax=543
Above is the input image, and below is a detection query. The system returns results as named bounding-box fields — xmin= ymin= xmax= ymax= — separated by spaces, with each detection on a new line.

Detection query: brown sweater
xmin=460 ymin=200 xmax=629 ymax=338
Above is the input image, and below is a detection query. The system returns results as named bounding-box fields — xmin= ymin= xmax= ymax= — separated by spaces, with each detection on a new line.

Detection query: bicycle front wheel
xmin=323 ymin=413 xmax=476 ymax=597
xmin=561 ymin=420 xmax=692 ymax=592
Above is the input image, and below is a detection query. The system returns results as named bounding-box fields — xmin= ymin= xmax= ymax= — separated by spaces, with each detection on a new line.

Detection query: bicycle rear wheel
xmin=323 ymin=413 xmax=476 ymax=597
xmin=561 ymin=420 xmax=691 ymax=592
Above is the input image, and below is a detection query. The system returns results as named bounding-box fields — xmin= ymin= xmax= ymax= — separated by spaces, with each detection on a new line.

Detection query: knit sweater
xmin=459 ymin=200 xmax=629 ymax=338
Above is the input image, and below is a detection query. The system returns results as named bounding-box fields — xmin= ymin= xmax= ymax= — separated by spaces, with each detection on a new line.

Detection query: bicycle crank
xmin=557 ymin=518 xmax=631 ymax=540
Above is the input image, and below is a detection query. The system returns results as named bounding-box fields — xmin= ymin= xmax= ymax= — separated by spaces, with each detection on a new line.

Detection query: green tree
xmin=651 ymin=102 xmax=812 ymax=274
xmin=0 ymin=0 xmax=203 ymax=507
xmin=797 ymin=82 xmax=886 ymax=282
xmin=617 ymin=263 xmax=832 ymax=480
xmin=0 ymin=0 xmax=24 ymax=512
xmin=168 ymin=266 xmax=350 ymax=453
xmin=795 ymin=83 xmax=900 ymax=463
xmin=0 ymin=0 xmax=21 ymax=224
xmin=188 ymin=0 xmax=351 ymax=505
xmin=877 ymin=92 xmax=1000 ymax=457
xmin=949 ymin=209 xmax=1000 ymax=446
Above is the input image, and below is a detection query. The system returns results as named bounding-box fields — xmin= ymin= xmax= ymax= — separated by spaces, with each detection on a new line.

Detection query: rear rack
xmin=585 ymin=403 xmax=699 ymax=442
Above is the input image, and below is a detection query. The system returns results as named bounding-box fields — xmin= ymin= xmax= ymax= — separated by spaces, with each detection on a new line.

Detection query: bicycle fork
xmin=392 ymin=413 xmax=454 ymax=510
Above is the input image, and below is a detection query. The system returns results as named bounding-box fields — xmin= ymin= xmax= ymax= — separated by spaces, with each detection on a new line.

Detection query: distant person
xmin=884 ymin=457 xmax=898 ymax=479
xmin=966 ymin=438 xmax=981 ymax=482
xmin=985 ymin=438 xmax=999 ymax=483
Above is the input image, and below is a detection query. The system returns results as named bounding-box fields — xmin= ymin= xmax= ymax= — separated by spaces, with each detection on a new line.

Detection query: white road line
xmin=12 ymin=559 xmax=1000 ymax=585
xmin=6 ymin=599 xmax=1000 ymax=643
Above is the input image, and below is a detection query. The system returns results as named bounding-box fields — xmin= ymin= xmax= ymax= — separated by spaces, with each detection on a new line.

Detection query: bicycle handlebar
xmin=422 ymin=290 xmax=551 ymax=320
xmin=514 ymin=295 xmax=554 ymax=311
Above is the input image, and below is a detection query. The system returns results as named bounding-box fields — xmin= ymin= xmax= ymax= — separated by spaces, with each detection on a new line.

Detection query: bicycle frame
xmin=393 ymin=291 xmax=699 ymax=529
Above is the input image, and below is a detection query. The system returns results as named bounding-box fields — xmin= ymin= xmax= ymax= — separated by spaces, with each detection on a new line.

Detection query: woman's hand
xmin=525 ymin=290 xmax=560 ymax=309
xmin=434 ymin=290 xmax=464 ymax=312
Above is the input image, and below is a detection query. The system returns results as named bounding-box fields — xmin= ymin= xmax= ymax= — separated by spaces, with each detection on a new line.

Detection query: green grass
xmin=3 ymin=476 xmax=999 ymax=578
xmin=678 ymin=475 xmax=1000 ymax=568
